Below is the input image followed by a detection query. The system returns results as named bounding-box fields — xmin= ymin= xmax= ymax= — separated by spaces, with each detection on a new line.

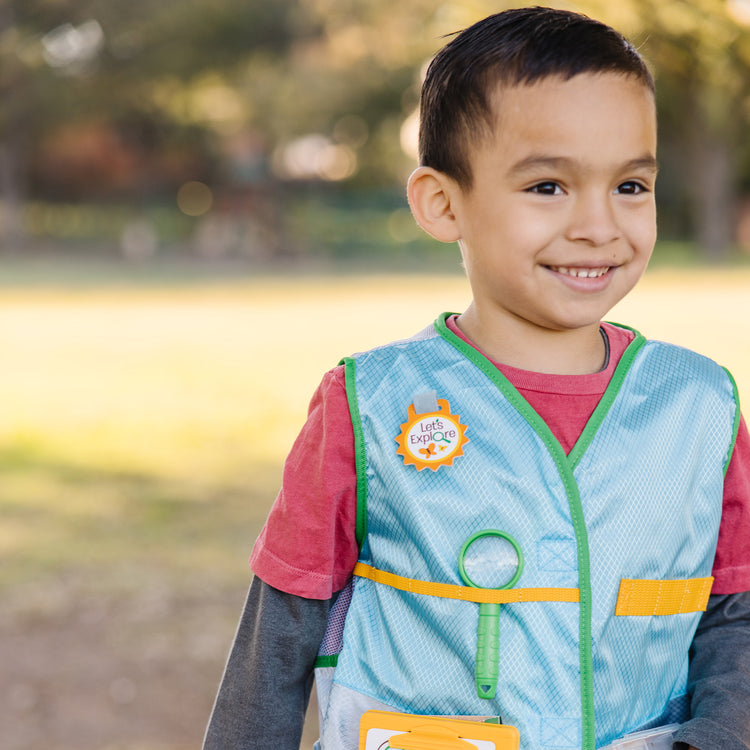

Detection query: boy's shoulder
xmin=348 ymin=320 xmax=441 ymax=362
xmin=607 ymin=322 xmax=728 ymax=370
xmin=638 ymin=334 xmax=729 ymax=372
xmin=624 ymin=333 xmax=738 ymax=406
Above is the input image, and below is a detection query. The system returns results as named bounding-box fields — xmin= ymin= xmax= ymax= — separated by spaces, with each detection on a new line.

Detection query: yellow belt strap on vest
xmin=615 ymin=577 xmax=714 ymax=616
xmin=353 ymin=562 xmax=580 ymax=604
xmin=354 ymin=564 xmax=713 ymax=613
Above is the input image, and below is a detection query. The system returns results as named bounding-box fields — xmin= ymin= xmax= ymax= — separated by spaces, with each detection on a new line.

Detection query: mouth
xmin=547 ymin=265 xmax=611 ymax=279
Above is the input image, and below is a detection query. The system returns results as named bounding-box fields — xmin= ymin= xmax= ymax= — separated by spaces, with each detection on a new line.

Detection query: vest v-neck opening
xmin=434 ymin=312 xmax=647 ymax=468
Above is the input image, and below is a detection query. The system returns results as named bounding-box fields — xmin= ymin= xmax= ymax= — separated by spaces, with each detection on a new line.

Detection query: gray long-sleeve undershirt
xmin=203 ymin=576 xmax=333 ymax=749
xmin=203 ymin=580 xmax=750 ymax=750
xmin=674 ymin=593 xmax=750 ymax=750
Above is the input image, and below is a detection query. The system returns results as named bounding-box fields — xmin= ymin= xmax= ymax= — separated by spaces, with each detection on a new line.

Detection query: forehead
xmin=478 ymin=72 xmax=656 ymax=167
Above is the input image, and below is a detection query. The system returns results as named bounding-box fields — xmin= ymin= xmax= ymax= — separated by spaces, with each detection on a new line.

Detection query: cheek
xmin=637 ymin=222 xmax=657 ymax=256
xmin=626 ymin=210 xmax=657 ymax=256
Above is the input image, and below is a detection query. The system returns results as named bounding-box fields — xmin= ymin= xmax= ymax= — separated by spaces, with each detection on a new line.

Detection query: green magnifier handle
xmin=476 ymin=601 xmax=501 ymax=700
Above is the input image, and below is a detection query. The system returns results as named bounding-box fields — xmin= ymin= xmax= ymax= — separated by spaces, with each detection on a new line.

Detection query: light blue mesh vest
xmin=313 ymin=315 xmax=739 ymax=750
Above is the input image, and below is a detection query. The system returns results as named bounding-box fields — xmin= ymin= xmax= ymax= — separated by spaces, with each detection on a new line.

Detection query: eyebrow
xmin=508 ymin=154 xmax=659 ymax=177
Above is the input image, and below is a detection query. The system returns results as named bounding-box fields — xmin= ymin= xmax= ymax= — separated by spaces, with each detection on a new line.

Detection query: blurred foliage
xmin=1 ymin=0 xmax=750 ymax=257
xmin=615 ymin=0 xmax=750 ymax=255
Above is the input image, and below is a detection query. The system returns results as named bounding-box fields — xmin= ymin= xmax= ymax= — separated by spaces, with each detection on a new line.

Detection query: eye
xmin=526 ymin=181 xmax=563 ymax=196
xmin=616 ymin=181 xmax=649 ymax=195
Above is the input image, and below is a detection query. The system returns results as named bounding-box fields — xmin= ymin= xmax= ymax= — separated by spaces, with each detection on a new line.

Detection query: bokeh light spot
xmin=177 ymin=181 xmax=213 ymax=217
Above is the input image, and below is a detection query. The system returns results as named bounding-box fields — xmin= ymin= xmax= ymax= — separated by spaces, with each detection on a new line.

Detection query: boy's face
xmin=451 ymin=72 xmax=657 ymax=338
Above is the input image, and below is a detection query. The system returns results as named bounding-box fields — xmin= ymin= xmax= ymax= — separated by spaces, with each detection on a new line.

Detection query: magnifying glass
xmin=458 ymin=529 xmax=524 ymax=701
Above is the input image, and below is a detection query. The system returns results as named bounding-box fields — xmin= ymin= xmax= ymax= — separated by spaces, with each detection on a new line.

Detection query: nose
xmin=565 ymin=191 xmax=621 ymax=247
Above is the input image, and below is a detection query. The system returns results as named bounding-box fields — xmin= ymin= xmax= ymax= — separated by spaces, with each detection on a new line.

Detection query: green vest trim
xmin=341 ymin=355 xmax=369 ymax=548
xmin=315 ymin=654 xmax=339 ymax=669
xmin=721 ymin=366 xmax=742 ymax=477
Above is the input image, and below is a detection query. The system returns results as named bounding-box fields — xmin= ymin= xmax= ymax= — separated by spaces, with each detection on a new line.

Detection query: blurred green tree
xmin=593 ymin=0 xmax=750 ymax=257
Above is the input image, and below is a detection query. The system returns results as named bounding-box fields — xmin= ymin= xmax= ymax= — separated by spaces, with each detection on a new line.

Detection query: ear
xmin=407 ymin=166 xmax=462 ymax=243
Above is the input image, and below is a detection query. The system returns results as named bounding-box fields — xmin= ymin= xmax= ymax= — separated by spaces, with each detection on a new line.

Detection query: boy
xmin=204 ymin=8 xmax=750 ymax=750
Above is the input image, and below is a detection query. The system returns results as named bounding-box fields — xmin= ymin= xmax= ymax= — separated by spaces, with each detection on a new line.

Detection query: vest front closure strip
xmin=433 ymin=314 xmax=648 ymax=750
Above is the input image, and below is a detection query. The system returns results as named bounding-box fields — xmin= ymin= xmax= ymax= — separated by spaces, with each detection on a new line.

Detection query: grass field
xmin=2 ymin=259 xmax=750 ymax=749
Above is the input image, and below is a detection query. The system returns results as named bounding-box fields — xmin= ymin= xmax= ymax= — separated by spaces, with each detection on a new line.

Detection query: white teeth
xmin=550 ymin=266 xmax=610 ymax=278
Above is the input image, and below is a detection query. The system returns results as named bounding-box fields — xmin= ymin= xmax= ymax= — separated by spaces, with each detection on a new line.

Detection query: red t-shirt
xmin=251 ymin=320 xmax=750 ymax=599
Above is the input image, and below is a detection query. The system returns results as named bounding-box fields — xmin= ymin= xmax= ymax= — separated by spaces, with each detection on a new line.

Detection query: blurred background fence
xmin=3 ymin=2 xmax=750 ymax=749
xmin=2 ymin=0 xmax=750 ymax=262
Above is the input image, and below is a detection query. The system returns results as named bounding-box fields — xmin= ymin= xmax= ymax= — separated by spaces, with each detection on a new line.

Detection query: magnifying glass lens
xmin=462 ymin=535 xmax=520 ymax=589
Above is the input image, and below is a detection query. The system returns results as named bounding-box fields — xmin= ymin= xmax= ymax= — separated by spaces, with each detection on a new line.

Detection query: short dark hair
xmin=418 ymin=6 xmax=654 ymax=188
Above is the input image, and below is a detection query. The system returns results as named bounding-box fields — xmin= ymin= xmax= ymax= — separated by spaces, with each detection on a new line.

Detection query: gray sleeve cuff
xmin=674 ymin=717 xmax=750 ymax=750
xmin=675 ymin=592 xmax=750 ymax=750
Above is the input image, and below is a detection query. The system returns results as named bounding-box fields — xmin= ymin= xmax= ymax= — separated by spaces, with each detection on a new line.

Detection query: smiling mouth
xmin=547 ymin=265 xmax=611 ymax=279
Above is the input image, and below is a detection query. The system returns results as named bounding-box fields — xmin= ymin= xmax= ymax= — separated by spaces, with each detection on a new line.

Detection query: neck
xmin=455 ymin=305 xmax=607 ymax=375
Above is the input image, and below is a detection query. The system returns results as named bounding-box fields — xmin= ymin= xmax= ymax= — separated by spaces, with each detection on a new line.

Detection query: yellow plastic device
xmin=359 ymin=710 xmax=520 ymax=750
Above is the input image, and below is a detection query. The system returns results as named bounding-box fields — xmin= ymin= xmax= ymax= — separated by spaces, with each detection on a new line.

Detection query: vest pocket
xmin=614 ymin=577 xmax=713 ymax=616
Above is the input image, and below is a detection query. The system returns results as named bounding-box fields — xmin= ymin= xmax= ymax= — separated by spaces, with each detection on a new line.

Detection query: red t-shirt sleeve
xmin=250 ymin=365 xmax=359 ymax=599
xmin=712 ymin=413 xmax=750 ymax=594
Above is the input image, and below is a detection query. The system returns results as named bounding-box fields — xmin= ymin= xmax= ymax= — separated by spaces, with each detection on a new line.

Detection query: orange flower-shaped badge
xmin=395 ymin=398 xmax=469 ymax=471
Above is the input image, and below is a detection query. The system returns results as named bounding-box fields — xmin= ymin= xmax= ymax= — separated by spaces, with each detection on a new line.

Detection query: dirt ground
xmin=2 ymin=575 xmax=320 ymax=750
